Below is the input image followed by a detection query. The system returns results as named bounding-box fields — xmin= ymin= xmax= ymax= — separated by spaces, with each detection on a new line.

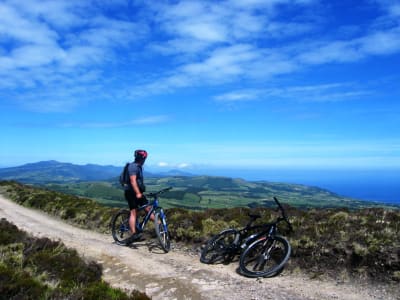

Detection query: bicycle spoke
xmin=112 ymin=188 xmax=172 ymax=249
xmin=239 ymin=236 xmax=291 ymax=278
xmin=111 ymin=210 xmax=133 ymax=245
xmin=155 ymin=211 xmax=170 ymax=253
xmin=200 ymin=229 xmax=238 ymax=264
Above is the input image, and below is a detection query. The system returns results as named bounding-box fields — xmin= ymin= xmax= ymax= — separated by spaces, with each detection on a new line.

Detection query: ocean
xmin=202 ymin=168 xmax=400 ymax=205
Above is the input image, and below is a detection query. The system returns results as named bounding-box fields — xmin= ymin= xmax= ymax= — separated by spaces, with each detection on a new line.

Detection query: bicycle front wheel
xmin=111 ymin=209 xmax=132 ymax=246
xmin=200 ymin=229 xmax=239 ymax=264
xmin=154 ymin=209 xmax=170 ymax=253
xmin=239 ymin=235 xmax=291 ymax=278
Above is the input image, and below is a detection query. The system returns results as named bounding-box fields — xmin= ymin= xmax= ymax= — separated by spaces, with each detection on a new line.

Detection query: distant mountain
xmin=0 ymin=160 xmax=123 ymax=183
xmin=157 ymin=169 xmax=194 ymax=177
xmin=0 ymin=160 xmax=192 ymax=183
xmin=1 ymin=161 xmax=398 ymax=210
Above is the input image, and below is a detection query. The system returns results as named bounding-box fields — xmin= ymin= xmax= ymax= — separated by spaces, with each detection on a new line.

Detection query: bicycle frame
xmin=249 ymin=200 xmax=291 ymax=245
xmin=201 ymin=196 xmax=293 ymax=266
xmin=239 ymin=199 xmax=291 ymax=248
xmin=238 ymin=224 xmax=269 ymax=250
xmin=135 ymin=197 xmax=161 ymax=232
xmin=200 ymin=215 xmax=269 ymax=264
xmin=135 ymin=189 xmax=170 ymax=233
xmin=111 ymin=187 xmax=172 ymax=251
xmin=238 ymin=198 xmax=293 ymax=277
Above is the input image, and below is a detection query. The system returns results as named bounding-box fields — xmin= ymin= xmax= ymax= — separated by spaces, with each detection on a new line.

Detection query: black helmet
xmin=134 ymin=149 xmax=148 ymax=162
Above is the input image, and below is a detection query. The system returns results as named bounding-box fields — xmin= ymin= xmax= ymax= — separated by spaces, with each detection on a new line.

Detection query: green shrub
xmin=0 ymin=264 xmax=48 ymax=300
xmin=202 ymin=218 xmax=238 ymax=237
xmin=0 ymin=217 xmax=150 ymax=300
xmin=1 ymin=181 xmax=399 ymax=284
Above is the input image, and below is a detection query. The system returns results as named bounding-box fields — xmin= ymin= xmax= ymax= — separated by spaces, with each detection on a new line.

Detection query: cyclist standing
xmin=124 ymin=149 xmax=150 ymax=244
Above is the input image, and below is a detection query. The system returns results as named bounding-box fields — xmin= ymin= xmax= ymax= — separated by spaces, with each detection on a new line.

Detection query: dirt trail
xmin=0 ymin=195 xmax=397 ymax=300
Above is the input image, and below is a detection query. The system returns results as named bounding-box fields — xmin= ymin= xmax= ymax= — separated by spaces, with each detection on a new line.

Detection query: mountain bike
xmin=200 ymin=213 xmax=270 ymax=264
xmin=111 ymin=187 xmax=172 ymax=253
xmin=239 ymin=197 xmax=293 ymax=278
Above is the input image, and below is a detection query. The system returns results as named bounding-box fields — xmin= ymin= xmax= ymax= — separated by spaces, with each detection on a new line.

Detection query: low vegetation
xmin=0 ymin=217 xmax=149 ymax=299
xmin=1 ymin=180 xmax=399 ymax=294
xmin=0 ymin=181 xmax=114 ymax=233
xmin=168 ymin=206 xmax=400 ymax=283
xmin=39 ymin=175 xmax=400 ymax=210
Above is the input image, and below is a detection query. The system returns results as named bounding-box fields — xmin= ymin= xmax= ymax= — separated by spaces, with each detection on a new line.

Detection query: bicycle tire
xmin=111 ymin=209 xmax=132 ymax=246
xmin=200 ymin=229 xmax=239 ymax=264
xmin=154 ymin=209 xmax=170 ymax=253
xmin=239 ymin=235 xmax=291 ymax=278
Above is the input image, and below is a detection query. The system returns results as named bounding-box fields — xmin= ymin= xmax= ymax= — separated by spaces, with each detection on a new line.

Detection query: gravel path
xmin=0 ymin=195 xmax=397 ymax=300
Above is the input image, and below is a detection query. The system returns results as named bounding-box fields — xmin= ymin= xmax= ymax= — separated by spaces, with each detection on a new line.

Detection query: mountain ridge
xmin=1 ymin=160 xmax=399 ymax=210
xmin=0 ymin=160 xmax=196 ymax=182
xmin=0 ymin=160 xmax=137 ymax=182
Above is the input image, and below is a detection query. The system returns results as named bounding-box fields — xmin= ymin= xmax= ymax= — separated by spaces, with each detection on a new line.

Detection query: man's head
xmin=134 ymin=149 xmax=148 ymax=164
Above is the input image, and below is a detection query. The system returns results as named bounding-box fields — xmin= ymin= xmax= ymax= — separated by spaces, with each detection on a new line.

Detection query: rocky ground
xmin=0 ymin=195 xmax=398 ymax=300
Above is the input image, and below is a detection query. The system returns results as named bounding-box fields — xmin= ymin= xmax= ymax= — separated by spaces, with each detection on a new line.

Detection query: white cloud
xmin=141 ymin=0 xmax=400 ymax=95
xmin=214 ymin=90 xmax=261 ymax=102
xmin=155 ymin=162 xmax=191 ymax=169
xmin=59 ymin=115 xmax=171 ymax=128
xmin=1 ymin=0 xmax=400 ymax=112
xmin=0 ymin=3 xmax=58 ymax=45
xmin=0 ymin=0 xmax=149 ymax=112
xmin=360 ymin=29 xmax=400 ymax=55
xmin=134 ymin=115 xmax=171 ymax=125
xmin=178 ymin=163 xmax=190 ymax=168
xmin=214 ymin=82 xmax=371 ymax=104
xmin=390 ymin=3 xmax=400 ymax=16
xmin=149 ymin=0 xmax=314 ymax=57
xmin=298 ymin=27 xmax=400 ymax=65
xmin=164 ymin=139 xmax=400 ymax=168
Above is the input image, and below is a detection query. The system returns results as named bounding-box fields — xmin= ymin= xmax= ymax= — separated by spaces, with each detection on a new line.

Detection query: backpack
xmin=119 ymin=163 xmax=130 ymax=188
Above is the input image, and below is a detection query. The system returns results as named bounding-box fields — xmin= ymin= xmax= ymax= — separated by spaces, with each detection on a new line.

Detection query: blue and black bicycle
xmin=111 ymin=187 xmax=172 ymax=253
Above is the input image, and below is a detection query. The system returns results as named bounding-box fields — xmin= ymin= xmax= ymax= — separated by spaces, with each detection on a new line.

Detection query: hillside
xmin=0 ymin=160 xmax=122 ymax=182
xmin=1 ymin=161 xmax=398 ymax=210
xmin=0 ymin=180 xmax=399 ymax=299
xmin=37 ymin=175 xmax=400 ymax=210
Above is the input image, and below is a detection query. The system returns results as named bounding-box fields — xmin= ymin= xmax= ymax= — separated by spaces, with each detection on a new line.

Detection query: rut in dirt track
xmin=0 ymin=195 xmax=394 ymax=300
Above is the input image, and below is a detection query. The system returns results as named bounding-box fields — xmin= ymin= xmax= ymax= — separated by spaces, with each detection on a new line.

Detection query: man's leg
xmin=129 ymin=209 xmax=137 ymax=233
xmin=144 ymin=206 xmax=156 ymax=222
xmin=124 ymin=191 xmax=141 ymax=245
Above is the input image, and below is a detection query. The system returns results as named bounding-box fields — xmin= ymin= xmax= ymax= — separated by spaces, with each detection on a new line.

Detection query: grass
xmin=1 ymin=180 xmax=399 ymax=287
xmin=0 ymin=217 xmax=150 ymax=300
xmin=35 ymin=176 xmax=400 ymax=210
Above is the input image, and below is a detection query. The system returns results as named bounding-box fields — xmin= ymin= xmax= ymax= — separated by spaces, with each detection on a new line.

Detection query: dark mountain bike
xmin=111 ymin=187 xmax=172 ymax=253
xmin=200 ymin=213 xmax=270 ymax=264
xmin=239 ymin=197 xmax=293 ymax=277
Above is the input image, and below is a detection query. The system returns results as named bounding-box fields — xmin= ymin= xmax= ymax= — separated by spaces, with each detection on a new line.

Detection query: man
xmin=124 ymin=149 xmax=149 ymax=244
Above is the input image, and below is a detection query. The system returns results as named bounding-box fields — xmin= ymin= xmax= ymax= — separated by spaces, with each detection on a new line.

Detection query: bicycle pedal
xmin=124 ymin=233 xmax=142 ymax=245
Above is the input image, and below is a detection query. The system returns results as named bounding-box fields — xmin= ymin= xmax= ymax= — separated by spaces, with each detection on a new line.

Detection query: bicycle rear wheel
xmin=200 ymin=229 xmax=238 ymax=264
xmin=239 ymin=235 xmax=291 ymax=278
xmin=154 ymin=209 xmax=170 ymax=253
xmin=111 ymin=209 xmax=132 ymax=246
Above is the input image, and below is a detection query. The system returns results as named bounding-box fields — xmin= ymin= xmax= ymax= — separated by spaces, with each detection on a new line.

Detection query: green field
xmin=38 ymin=175 xmax=399 ymax=210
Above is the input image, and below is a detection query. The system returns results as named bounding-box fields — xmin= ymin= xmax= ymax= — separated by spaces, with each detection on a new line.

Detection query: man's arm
xmin=130 ymin=175 xmax=143 ymax=198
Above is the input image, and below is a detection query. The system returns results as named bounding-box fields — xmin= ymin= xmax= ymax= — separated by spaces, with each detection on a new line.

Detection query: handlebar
xmin=273 ymin=197 xmax=293 ymax=232
xmin=145 ymin=187 xmax=172 ymax=198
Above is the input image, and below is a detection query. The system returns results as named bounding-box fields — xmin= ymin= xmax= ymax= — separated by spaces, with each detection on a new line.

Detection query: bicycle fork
xmin=253 ymin=237 xmax=277 ymax=271
xmin=157 ymin=208 xmax=168 ymax=232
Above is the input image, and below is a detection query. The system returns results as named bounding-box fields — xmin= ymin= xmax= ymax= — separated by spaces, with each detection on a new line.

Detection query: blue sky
xmin=1 ymin=0 xmax=400 ymax=173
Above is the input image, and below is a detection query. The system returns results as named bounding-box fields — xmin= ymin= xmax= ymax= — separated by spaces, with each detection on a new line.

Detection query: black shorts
xmin=124 ymin=190 xmax=148 ymax=210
